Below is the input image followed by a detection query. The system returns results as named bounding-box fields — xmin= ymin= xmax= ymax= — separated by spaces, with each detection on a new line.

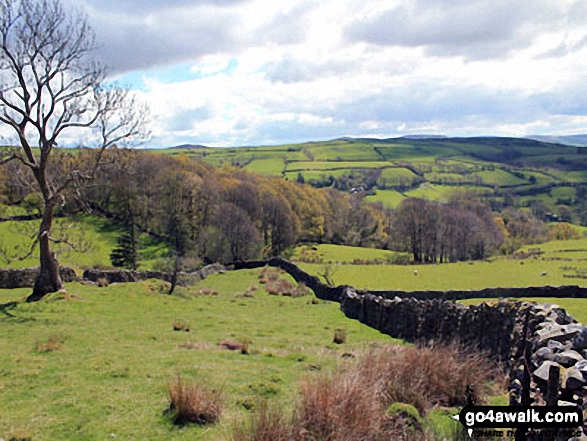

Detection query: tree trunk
xmin=27 ymin=203 xmax=63 ymax=302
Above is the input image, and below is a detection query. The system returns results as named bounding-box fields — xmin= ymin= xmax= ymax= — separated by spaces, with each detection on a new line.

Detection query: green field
xmin=292 ymin=243 xmax=408 ymax=263
xmin=4 ymin=229 xmax=587 ymax=438
xmin=243 ymin=158 xmax=286 ymax=176
xmin=364 ymin=189 xmax=407 ymax=208
xmin=0 ymin=271 xmax=394 ymax=440
xmin=286 ymin=161 xmax=389 ymax=171
xmin=297 ymin=238 xmax=587 ymax=291
xmin=472 ymin=169 xmax=528 ymax=187
xmin=0 ymin=216 xmax=167 ymax=272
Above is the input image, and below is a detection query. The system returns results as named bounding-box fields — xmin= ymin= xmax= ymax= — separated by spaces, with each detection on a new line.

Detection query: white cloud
xmin=66 ymin=0 xmax=587 ymax=146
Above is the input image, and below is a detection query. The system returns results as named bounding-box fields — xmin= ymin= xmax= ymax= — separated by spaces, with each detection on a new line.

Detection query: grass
xmin=378 ymin=166 xmax=419 ymax=183
xmin=292 ymin=243 xmax=408 ymax=264
xmin=244 ymin=158 xmax=286 ymax=176
xmin=0 ymin=269 xmax=395 ymax=440
xmin=364 ymin=189 xmax=406 ymax=208
xmin=404 ymin=183 xmax=470 ymax=201
xmin=0 ymin=215 xmax=167 ymax=272
xmin=472 ymin=169 xmax=528 ymax=187
xmin=286 ymin=160 xmax=390 ymax=171
xmin=166 ymin=375 xmax=223 ymax=426
xmin=298 ymin=257 xmax=587 ymax=291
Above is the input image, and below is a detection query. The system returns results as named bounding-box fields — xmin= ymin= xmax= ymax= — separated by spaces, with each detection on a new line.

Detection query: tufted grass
xmin=0 ymin=269 xmax=396 ymax=440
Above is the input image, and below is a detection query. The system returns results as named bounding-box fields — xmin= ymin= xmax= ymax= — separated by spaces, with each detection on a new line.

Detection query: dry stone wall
xmin=82 ymin=263 xmax=226 ymax=285
xmin=0 ymin=266 xmax=78 ymax=288
xmin=238 ymin=258 xmax=587 ymax=439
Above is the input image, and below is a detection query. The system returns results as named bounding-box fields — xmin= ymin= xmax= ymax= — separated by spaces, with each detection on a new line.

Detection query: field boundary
xmin=234 ymin=258 xmax=587 ymax=423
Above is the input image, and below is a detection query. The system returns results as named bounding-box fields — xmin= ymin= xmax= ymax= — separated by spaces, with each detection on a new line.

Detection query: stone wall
xmin=0 ymin=263 xmax=226 ymax=289
xmin=339 ymin=289 xmax=520 ymax=361
xmin=246 ymin=258 xmax=587 ymax=439
xmin=0 ymin=266 xmax=78 ymax=289
xmin=370 ymin=285 xmax=587 ymax=301
xmin=82 ymin=263 xmax=226 ymax=286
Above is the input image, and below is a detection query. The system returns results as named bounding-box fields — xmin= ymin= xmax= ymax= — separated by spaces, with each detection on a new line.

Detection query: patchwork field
xmin=154 ymin=136 xmax=587 ymax=214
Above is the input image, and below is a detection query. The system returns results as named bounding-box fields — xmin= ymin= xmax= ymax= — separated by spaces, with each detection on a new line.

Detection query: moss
xmin=385 ymin=402 xmax=423 ymax=426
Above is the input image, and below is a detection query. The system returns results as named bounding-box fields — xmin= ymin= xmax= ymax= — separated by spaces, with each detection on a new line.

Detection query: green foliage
xmin=110 ymin=226 xmax=138 ymax=270
xmin=385 ymin=402 xmax=423 ymax=425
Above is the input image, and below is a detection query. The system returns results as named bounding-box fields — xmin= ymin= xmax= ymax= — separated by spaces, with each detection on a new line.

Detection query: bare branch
xmin=0 ymin=151 xmax=36 ymax=168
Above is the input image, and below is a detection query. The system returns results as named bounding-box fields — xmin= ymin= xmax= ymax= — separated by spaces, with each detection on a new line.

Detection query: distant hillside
xmin=399 ymin=134 xmax=448 ymax=140
xmin=526 ymin=135 xmax=587 ymax=147
xmin=166 ymin=143 xmax=208 ymax=150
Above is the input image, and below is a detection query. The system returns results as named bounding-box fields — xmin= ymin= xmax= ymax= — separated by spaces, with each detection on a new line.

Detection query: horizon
xmin=151 ymin=133 xmax=587 ymax=149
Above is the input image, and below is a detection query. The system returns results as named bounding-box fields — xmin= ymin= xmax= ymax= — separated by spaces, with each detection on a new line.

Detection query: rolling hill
xmin=159 ymin=136 xmax=587 ymax=210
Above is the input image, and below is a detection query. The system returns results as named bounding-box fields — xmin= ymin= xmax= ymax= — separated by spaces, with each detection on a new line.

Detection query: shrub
xmin=295 ymin=370 xmax=391 ymax=441
xmin=355 ymin=344 xmax=497 ymax=414
xmin=232 ymin=344 xmax=497 ymax=441
xmin=258 ymin=267 xmax=281 ymax=285
xmin=293 ymin=282 xmax=310 ymax=298
xmin=384 ymin=402 xmax=424 ymax=439
xmin=166 ymin=375 xmax=223 ymax=426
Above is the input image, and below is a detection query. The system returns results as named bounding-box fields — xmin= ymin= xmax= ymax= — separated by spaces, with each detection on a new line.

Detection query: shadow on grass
xmin=0 ymin=300 xmax=36 ymax=323
xmin=0 ymin=301 xmax=18 ymax=317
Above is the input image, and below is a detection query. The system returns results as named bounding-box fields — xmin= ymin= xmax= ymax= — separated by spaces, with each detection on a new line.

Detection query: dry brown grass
xmin=355 ymin=344 xmax=497 ymax=414
xmin=96 ymin=277 xmax=109 ymax=287
xmin=231 ymin=402 xmax=293 ymax=441
xmin=219 ymin=338 xmax=251 ymax=354
xmin=198 ymin=287 xmax=219 ymax=296
xmin=166 ymin=375 xmax=223 ymax=426
xmin=232 ymin=344 xmax=499 ymax=441
xmin=34 ymin=333 xmax=64 ymax=352
xmin=172 ymin=320 xmax=190 ymax=332
xmin=296 ymin=370 xmax=392 ymax=441
xmin=261 ymin=270 xmax=309 ymax=297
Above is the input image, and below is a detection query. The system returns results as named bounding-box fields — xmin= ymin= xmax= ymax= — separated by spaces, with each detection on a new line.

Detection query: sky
xmin=72 ymin=0 xmax=587 ymax=147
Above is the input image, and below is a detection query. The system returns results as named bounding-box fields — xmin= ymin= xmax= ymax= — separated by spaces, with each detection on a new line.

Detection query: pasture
xmin=0 ymin=270 xmax=395 ymax=440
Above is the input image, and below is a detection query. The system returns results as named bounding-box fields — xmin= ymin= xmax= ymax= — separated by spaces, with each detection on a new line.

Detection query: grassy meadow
xmin=0 ymin=270 xmax=396 ymax=440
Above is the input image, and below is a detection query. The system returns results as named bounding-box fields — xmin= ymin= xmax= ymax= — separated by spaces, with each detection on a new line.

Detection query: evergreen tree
xmin=110 ymin=208 xmax=138 ymax=270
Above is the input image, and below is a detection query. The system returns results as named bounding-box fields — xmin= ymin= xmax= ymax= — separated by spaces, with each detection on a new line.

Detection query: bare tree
xmin=0 ymin=0 xmax=149 ymax=301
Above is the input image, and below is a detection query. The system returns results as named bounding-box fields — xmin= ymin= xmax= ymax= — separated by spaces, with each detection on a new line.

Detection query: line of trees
xmin=3 ymin=146 xmax=572 ymax=273
xmin=72 ymin=149 xmax=392 ymax=266
xmin=390 ymin=196 xmax=504 ymax=263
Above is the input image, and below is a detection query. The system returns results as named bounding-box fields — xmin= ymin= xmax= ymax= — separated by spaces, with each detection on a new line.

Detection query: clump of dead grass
xmin=166 ymin=375 xmax=223 ymax=426
xmin=34 ymin=333 xmax=64 ymax=353
xmin=232 ymin=343 xmax=500 ymax=441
